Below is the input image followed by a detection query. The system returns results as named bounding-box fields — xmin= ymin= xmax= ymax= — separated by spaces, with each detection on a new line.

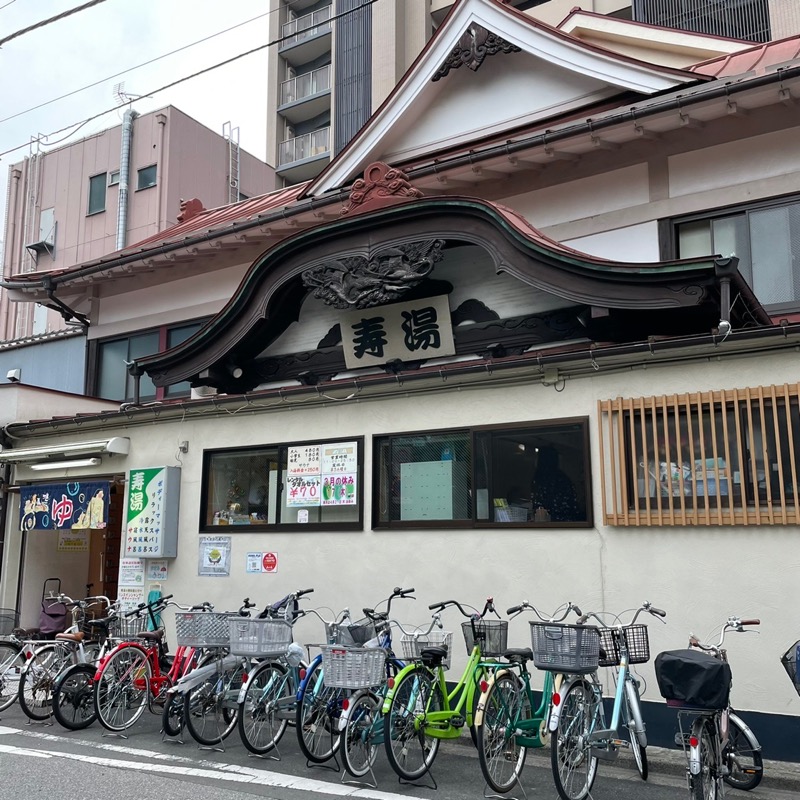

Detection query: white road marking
xmin=0 ymin=725 xmax=406 ymax=799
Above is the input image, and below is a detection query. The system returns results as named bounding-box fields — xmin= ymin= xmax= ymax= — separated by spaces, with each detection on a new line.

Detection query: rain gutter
xmin=2 ymin=65 xmax=799 ymax=293
xmin=5 ymin=321 xmax=799 ymax=439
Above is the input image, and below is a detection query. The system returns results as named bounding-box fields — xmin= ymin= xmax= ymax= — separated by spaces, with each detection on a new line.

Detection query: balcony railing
xmin=281 ymin=6 xmax=332 ymax=46
xmin=279 ymin=127 xmax=330 ymax=166
xmin=280 ymin=65 xmax=331 ymax=106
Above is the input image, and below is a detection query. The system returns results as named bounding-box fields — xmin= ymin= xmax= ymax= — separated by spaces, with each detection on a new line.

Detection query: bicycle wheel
xmin=296 ymin=658 xmax=345 ymax=763
xmin=477 ymin=670 xmax=528 ymax=794
xmin=621 ymin=678 xmax=648 ymax=780
xmin=184 ymin=658 xmax=245 ymax=746
xmin=690 ymin=716 xmax=720 ymax=800
xmin=383 ymin=665 xmax=443 ymax=781
xmin=551 ymin=679 xmax=599 ymax=800
xmin=52 ymin=663 xmax=97 ymax=730
xmin=0 ymin=640 xmax=25 ymax=712
xmin=162 ymin=690 xmax=185 ymax=737
xmin=722 ymin=713 xmax=763 ymax=791
xmin=94 ymin=645 xmax=151 ymax=732
xmin=341 ymin=689 xmax=381 ymax=778
xmin=18 ymin=643 xmax=71 ymax=721
xmin=238 ymin=660 xmax=292 ymax=755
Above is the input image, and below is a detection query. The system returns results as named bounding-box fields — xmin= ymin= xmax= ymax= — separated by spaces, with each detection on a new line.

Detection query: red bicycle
xmin=93 ymin=594 xmax=205 ymax=733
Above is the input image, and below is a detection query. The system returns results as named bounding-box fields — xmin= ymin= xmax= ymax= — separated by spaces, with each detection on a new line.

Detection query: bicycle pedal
xmin=450 ymin=715 xmax=465 ymax=728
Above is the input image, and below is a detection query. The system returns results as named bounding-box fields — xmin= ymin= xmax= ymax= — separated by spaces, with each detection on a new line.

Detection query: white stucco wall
xmin=5 ymin=349 xmax=798 ymax=719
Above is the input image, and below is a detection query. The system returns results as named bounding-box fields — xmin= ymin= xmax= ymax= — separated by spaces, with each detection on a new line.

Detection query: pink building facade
xmin=1 ymin=106 xmax=274 ymax=341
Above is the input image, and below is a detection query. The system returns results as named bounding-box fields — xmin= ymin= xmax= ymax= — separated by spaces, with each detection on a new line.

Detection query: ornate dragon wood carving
xmin=432 ymin=24 xmax=521 ymax=82
xmin=301 ymin=239 xmax=445 ymax=309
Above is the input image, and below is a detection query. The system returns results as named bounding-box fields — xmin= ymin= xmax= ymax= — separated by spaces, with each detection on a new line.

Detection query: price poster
xmin=287 ymin=444 xmax=321 ymax=476
xmin=286 ymin=474 xmax=321 ymax=507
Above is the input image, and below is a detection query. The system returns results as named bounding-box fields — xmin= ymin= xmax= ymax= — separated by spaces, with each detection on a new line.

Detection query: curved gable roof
xmin=306 ymin=0 xmax=704 ymax=198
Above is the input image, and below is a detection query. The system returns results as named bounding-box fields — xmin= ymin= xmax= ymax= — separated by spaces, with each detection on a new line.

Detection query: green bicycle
xmin=381 ymin=597 xmax=506 ymax=784
xmin=474 ymin=600 xmax=583 ymax=794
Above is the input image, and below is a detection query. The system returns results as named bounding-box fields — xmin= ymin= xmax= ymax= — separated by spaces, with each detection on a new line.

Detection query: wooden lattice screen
xmin=598 ymin=384 xmax=800 ymax=526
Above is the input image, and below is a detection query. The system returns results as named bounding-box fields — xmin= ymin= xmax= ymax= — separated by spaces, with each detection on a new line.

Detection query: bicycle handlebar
xmin=428 ymin=597 xmax=497 ymax=619
xmin=507 ymin=600 xmax=582 ymax=622
xmin=689 ymin=615 xmax=760 ymax=652
xmin=577 ymin=601 xmax=666 ymax=627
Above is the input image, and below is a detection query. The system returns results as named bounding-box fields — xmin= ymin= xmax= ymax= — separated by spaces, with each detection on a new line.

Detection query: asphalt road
xmin=0 ymin=702 xmax=796 ymax=800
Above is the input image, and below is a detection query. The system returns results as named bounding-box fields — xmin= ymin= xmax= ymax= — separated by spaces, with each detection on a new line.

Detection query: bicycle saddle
xmin=421 ymin=646 xmax=448 ymax=667
xmin=55 ymin=631 xmax=85 ymax=643
xmin=503 ymin=647 xmax=533 ymax=663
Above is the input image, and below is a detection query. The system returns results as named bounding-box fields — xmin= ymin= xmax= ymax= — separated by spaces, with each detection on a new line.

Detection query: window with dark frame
xmin=201 ymin=439 xmax=363 ymax=531
xmin=137 ymin=164 xmax=157 ymax=190
xmin=88 ymin=173 xmax=107 ymax=214
xmin=673 ymin=195 xmax=800 ymax=311
xmin=374 ymin=420 xmax=592 ymax=528
xmin=95 ymin=321 xmax=204 ymax=402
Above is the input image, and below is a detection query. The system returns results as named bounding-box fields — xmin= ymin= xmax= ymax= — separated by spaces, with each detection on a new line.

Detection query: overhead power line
xmin=0 ymin=0 xmax=379 ymax=161
xmin=0 ymin=0 xmax=110 ymax=48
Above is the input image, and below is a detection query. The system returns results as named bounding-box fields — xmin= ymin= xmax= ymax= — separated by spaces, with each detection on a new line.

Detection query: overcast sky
xmin=0 ymin=0 xmax=273 ymax=234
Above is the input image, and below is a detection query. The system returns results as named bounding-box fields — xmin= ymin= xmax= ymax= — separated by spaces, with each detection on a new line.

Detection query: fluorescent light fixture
xmin=0 ymin=437 xmax=129 ymax=464
xmin=29 ymin=457 xmax=102 ymax=472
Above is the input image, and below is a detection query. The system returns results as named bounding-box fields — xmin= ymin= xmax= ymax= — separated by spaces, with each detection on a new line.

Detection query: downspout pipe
xmin=116 ymin=108 xmax=138 ymax=251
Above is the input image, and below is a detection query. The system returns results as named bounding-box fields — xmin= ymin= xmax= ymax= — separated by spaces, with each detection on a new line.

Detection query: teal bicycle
xmin=474 ymin=600 xmax=582 ymax=794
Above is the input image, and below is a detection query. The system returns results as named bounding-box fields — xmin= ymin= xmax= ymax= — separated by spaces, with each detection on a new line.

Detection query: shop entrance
xmin=17 ymin=481 xmax=124 ymax=626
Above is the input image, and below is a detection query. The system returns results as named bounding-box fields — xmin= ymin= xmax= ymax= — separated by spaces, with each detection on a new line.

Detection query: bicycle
xmin=381 ymin=597 xmax=507 ymax=784
xmin=163 ymin=596 xmax=256 ymax=746
xmin=332 ymin=587 xmax=424 ymax=781
xmin=17 ymin=593 xmax=111 ymax=721
xmin=0 ymin=607 xmax=27 ymax=713
xmin=656 ymin=615 xmax=763 ymax=799
xmin=92 ymin=594 xmax=204 ymax=733
xmin=547 ymin=600 xmax=667 ymax=800
xmin=234 ymin=587 xmax=322 ymax=757
xmin=474 ymin=599 xmax=583 ymax=794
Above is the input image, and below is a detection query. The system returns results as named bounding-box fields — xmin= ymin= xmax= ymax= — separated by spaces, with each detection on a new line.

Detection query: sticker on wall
xmin=146 ymin=560 xmax=169 ymax=582
xmin=262 ymin=551 xmax=278 ymax=574
xmin=57 ymin=529 xmax=90 ymax=552
xmin=199 ymin=535 xmax=231 ymax=577
xmin=119 ymin=557 xmax=145 ymax=586
xmin=246 ymin=552 xmax=263 ymax=573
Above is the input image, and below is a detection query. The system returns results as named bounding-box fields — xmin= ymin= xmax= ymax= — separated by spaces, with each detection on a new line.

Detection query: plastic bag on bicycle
xmin=655 ymin=649 xmax=731 ymax=709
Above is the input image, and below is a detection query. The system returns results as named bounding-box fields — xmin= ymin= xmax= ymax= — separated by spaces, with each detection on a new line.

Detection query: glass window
xmin=375 ymin=420 xmax=591 ymax=527
xmin=88 ymin=173 xmax=107 ymax=214
xmin=675 ymin=197 xmax=800 ymax=309
xmin=137 ymin=164 xmax=157 ymax=190
xmin=202 ymin=439 xmax=363 ymax=530
xmin=108 ymin=171 xmax=120 ymax=186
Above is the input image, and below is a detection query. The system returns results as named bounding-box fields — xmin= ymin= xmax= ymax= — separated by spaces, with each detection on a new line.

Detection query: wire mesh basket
xmin=400 ymin=630 xmax=453 ymax=670
xmin=530 ymin=622 xmax=600 ymax=674
xmin=781 ymin=640 xmax=800 ymax=697
xmin=112 ymin=613 xmax=150 ymax=639
xmin=462 ymin=619 xmax=508 ymax=657
xmin=0 ymin=608 xmax=20 ymax=636
xmin=229 ymin=617 xmax=293 ymax=657
xmin=324 ymin=617 xmax=377 ymax=646
xmin=597 ymin=624 xmax=650 ymax=666
xmin=175 ymin=611 xmax=238 ymax=648
xmin=321 ymin=645 xmax=387 ymax=689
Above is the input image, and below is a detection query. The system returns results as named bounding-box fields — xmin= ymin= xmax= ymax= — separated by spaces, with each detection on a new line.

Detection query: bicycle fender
xmin=296 ymin=653 xmax=323 ymax=701
xmin=688 ymin=716 xmax=713 ymax=776
xmin=473 ymin=668 xmax=510 ymax=728
xmin=381 ymin=663 xmax=419 ymax=715
xmin=548 ymin=675 xmax=581 ymax=733
xmin=728 ymin=711 xmax=761 ymax=752
xmin=624 ymin=677 xmax=648 ymax=748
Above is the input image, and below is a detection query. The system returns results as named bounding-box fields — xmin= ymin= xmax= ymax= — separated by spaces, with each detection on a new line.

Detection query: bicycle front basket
xmin=321 ymin=645 xmax=386 ymax=689
xmin=325 ymin=617 xmax=377 ymax=646
xmin=229 ymin=617 xmax=293 ymax=657
xmin=0 ymin=608 xmax=20 ymax=636
xmin=530 ymin=622 xmax=600 ymax=674
xmin=597 ymin=624 xmax=650 ymax=667
xmin=780 ymin=640 xmax=800 ymax=697
xmin=175 ymin=611 xmax=237 ymax=648
xmin=462 ymin=619 xmax=508 ymax=657
xmin=400 ymin=630 xmax=453 ymax=670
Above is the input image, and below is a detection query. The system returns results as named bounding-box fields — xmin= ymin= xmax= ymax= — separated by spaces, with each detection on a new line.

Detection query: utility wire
xmin=0 ymin=0 xmax=110 ymax=47
xmin=1 ymin=0 xmax=314 ymax=125
xmin=0 ymin=0 xmax=379 ymax=160
xmin=0 ymin=1 xmax=18 ymax=12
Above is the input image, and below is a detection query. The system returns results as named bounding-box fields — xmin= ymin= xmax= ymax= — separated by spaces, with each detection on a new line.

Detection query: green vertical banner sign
xmin=124 ymin=466 xmax=180 ymax=558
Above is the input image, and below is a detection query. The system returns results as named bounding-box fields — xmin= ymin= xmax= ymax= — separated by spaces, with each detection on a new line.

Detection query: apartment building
xmin=268 ymin=0 xmax=800 ymax=186
xmin=1 ymin=106 xmax=274 ymax=343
